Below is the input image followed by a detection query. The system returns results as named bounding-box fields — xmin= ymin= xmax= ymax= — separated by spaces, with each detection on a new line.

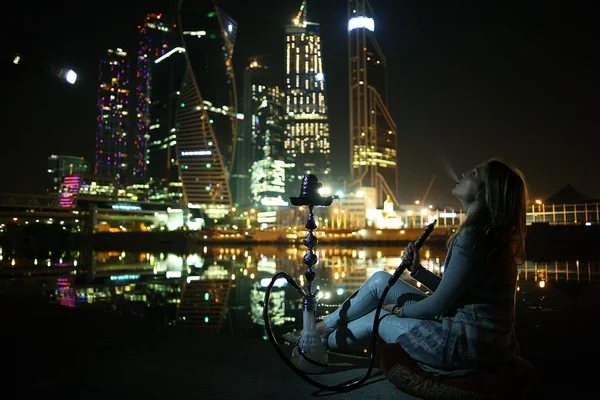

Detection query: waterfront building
xmin=132 ymin=13 xmax=171 ymax=186
xmin=144 ymin=15 xmax=187 ymax=203
xmin=47 ymin=155 xmax=90 ymax=194
xmin=348 ymin=0 xmax=398 ymax=208
xmin=177 ymin=0 xmax=239 ymax=220
xmin=284 ymin=1 xmax=331 ymax=184
xmin=95 ymin=48 xmax=131 ymax=187
xmin=232 ymin=58 xmax=288 ymax=207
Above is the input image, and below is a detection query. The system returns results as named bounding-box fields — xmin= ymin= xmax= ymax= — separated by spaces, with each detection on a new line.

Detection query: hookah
xmin=263 ymin=174 xmax=437 ymax=391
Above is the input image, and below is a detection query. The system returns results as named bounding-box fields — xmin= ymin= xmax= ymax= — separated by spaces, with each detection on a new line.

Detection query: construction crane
xmin=420 ymin=175 xmax=437 ymax=205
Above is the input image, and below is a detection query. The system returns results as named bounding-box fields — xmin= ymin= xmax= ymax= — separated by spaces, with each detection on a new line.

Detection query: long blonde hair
xmin=447 ymin=158 xmax=529 ymax=265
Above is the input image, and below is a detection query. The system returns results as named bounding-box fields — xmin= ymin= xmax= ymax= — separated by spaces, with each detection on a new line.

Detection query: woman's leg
xmin=327 ymin=309 xmax=422 ymax=351
xmin=322 ymin=270 xmax=426 ymax=334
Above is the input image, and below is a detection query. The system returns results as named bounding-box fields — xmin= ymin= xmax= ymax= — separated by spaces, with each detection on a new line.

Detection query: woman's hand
xmin=401 ymin=242 xmax=421 ymax=274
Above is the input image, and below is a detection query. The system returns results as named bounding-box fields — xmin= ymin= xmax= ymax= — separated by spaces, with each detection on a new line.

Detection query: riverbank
xmin=1 ymin=292 xmax=598 ymax=398
xmin=0 ymin=294 xmax=406 ymax=399
xmin=88 ymin=223 xmax=600 ymax=260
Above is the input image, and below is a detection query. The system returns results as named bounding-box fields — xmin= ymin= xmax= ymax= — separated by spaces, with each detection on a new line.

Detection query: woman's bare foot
xmin=316 ymin=321 xmax=331 ymax=338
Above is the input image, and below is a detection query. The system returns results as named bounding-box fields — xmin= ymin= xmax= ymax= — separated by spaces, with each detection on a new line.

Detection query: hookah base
xmin=282 ymin=339 xmax=373 ymax=371
xmin=291 ymin=345 xmax=328 ymax=374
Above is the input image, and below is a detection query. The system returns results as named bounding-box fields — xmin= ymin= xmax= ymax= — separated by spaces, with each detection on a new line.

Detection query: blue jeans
xmin=323 ymin=270 xmax=427 ymax=351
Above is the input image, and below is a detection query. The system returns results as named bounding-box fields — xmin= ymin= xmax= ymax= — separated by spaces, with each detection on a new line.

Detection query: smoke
xmin=439 ymin=154 xmax=459 ymax=183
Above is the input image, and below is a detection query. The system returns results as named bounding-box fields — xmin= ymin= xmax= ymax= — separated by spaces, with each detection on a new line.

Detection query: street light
xmin=65 ymin=69 xmax=77 ymax=84
xmin=9 ymin=52 xmax=78 ymax=85
xmin=53 ymin=66 xmax=77 ymax=84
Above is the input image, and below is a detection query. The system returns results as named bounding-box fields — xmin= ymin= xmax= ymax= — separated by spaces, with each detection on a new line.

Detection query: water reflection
xmin=1 ymin=245 xmax=599 ymax=339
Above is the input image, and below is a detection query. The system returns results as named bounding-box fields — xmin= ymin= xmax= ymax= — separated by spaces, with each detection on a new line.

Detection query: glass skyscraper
xmin=284 ymin=1 xmax=331 ymax=182
xmin=232 ymin=58 xmax=287 ymax=207
xmin=145 ymin=14 xmax=187 ymax=203
xmin=176 ymin=0 xmax=239 ymax=219
xmin=132 ymin=13 xmax=171 ymax=185
xmin=348 ymin=0 xmax=398 ymax=207
xmin=95 ymin=48 xmax=130 ymax=186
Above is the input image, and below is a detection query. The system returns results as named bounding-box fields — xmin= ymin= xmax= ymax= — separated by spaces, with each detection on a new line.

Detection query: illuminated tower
xmin=348 ymin=0 xmax=398 ymax=207
xmin=132 ymin=13 xmax=171 ymax=185
xmin=95 ymin=48 xmax=130 ymax=186
xmin=284 ymin=1 xmax=331 ymax=183
xmin=177 ymin=0 xmax=238 ymax=219
xmin=249 ymin=82 xmax=287 ymax=207
xmin=230 ymin=57 xmax=269 ymax=207
xmin=232 ymin=57 xmax=287 ymax=207
xmin=145 ymin=16 xmax=187 ymax=203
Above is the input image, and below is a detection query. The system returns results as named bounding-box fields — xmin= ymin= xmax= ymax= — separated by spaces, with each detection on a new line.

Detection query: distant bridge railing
xmin=0 ymin=193 xmax=61 ymax=209
xmin=527 ymin=202 xmax=600 ymax=225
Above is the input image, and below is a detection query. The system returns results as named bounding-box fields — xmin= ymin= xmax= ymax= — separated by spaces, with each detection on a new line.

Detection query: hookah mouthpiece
xmin=390 ymin=219 xmax=438 ymax=283
xmin=414 ymin=219 xmax=437 ymax=249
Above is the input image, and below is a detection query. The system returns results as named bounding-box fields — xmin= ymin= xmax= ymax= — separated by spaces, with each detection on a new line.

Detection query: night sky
xmin=3 ymin=0 xmax=598 ymax=207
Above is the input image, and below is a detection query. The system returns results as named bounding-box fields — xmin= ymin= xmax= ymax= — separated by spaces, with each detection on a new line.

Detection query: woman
xmin=314 ymin=158 xmax=528 ymax=375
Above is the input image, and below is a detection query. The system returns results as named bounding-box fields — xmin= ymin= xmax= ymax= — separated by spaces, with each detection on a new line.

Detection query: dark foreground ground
xmin=1 ymin=294 xmax=598 ymax=399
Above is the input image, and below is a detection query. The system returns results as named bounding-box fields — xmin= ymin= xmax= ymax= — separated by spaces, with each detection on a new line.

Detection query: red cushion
xmin=379 ymin=344 xmax=538 ymax=399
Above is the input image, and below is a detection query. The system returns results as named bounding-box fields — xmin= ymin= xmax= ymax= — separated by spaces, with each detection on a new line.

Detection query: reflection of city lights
xmin=9 ymin=245 xmax=590 ymax=339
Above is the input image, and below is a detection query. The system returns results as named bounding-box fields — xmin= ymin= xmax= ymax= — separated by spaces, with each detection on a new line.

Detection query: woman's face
xmin=452 ymin=163 xmax=486 ymax=207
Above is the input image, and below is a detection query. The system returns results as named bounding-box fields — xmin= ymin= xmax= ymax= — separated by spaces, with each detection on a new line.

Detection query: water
xmin=3 ymin=243 xmax=600 ymax=395
xmin=1 ymin=244 xmax=599 ymax=340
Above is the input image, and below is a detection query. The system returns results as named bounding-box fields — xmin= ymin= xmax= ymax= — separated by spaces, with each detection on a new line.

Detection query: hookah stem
xmin=306 ymin=204 xmax=315 ymax=297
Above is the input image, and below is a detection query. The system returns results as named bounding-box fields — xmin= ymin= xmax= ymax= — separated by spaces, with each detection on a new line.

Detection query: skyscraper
xmin=284 ymin=1 xmax=331 ymax=183
xmin=177 ymin=0 xmax=239 ymax=219
xmin=132 ymin=13 xmax=171 ymax=185
xmin=232 ymin=57 xmax=287 ymax=207
xmin=145 ymin=16 xmax=187 ymax=203
xmin=95 ymin=48 xmax=130 ymax=186
xmin=348 ymin=0 xmax=398 ymax=207
xmin=230 ymin=58 xmax=267 ymax=207
xmin=248 ymin=76 xmax=287 ymax=206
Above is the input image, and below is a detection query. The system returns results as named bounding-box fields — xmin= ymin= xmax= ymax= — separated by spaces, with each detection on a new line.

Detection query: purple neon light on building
xmin=133 ymin=13 xmax=170 ymax=184
xmin=95 ymin=48 xmax=130 ymax=186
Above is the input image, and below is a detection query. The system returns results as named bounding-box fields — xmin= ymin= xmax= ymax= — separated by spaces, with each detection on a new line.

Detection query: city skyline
xmin=3 ymin=0 xmax=598 ymax=208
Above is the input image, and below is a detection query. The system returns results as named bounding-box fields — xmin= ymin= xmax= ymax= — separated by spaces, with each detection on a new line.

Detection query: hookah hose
xmin=263 ymin=219 xmax=437 ymax=392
